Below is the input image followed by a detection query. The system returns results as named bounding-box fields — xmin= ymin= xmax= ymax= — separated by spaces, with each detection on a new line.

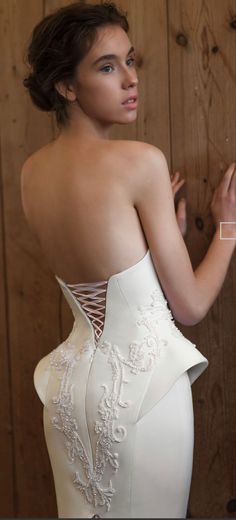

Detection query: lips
xmin=122 ymin=95 xmax=138 ymax=104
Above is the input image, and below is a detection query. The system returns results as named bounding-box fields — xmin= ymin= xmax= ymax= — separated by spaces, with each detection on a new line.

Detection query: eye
xmin=100 ymin=64 xmax=114 ymax=73
xmin=100 ymin=57 xmax=136 ymax=73
xmin=127 ymin=57 xmax=136 ymax=66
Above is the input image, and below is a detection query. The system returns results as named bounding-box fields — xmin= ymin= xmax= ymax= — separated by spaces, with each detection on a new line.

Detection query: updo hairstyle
xmin=23 ymin=1 xmax=129 ymax=128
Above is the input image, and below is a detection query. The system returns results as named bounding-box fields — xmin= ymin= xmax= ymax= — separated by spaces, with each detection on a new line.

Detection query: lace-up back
xmin=65 ymin=279 xmax=108 ymax=344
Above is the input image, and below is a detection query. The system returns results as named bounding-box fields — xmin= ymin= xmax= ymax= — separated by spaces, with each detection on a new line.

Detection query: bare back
xmin=21 ymin=138 xmax=148 ymax=284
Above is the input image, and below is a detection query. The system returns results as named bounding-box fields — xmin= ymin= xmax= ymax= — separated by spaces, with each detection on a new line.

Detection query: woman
xmin=21 ymin=2 xmax=236 ymax=518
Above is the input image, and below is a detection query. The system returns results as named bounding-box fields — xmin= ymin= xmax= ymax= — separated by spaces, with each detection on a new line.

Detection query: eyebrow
xmin=92 ymin=46 xmax=135 ymax=66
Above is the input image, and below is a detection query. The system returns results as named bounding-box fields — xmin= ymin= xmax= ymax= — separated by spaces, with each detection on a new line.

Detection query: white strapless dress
xmin=33 ymin=249 xmax=208 ymax=518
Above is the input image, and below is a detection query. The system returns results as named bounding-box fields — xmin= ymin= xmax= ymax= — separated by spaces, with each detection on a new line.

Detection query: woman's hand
xmin=170 ymin=171 xmax=187 ymax=237
xmin=210 ymin=162 xmax=236 ymax=237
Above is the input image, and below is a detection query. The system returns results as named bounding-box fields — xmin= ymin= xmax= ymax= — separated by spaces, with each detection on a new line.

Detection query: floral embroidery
xmin=48 ymin=287 xmax=179 ymax=512
xmin=137 ymin=288 xmax=185 ymax=340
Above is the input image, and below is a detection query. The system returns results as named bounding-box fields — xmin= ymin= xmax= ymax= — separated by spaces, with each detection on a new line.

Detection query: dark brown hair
xmin=22 ymin=1 xmax=129 ymax=128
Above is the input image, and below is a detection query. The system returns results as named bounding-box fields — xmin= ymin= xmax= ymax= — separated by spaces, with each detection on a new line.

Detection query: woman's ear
xmin=54 ymin=80 xmax=77 ymax=102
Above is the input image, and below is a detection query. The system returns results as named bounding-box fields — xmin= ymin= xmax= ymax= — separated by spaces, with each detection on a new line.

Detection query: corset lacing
xmin=66 ymin=279 xmax=108 ymax=344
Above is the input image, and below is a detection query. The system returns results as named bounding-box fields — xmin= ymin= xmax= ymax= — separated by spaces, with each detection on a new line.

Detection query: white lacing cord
xmin=66 ymin=280 xmax=108 ymax=343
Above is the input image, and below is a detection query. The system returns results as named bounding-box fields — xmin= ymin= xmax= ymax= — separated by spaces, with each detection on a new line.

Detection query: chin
xmin=121 ymin=113 xmax=138 ymax=123
xmin=114 ymin=111 xmax=138 ymax=124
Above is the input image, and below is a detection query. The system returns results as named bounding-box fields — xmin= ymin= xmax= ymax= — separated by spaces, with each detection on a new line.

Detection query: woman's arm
xmin=170 ymin=169 xmax=236 ymax=320
xmin=134 ymin=144 xmax=236 ymax=325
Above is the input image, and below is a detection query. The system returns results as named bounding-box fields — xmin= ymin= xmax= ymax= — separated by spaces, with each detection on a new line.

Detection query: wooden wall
xmin=0 ymin=0 xmax=236 ymax=517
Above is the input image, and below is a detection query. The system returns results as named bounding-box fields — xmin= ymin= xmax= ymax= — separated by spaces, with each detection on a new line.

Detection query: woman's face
xmin=70 ymin=24 xmax=139 ymax=125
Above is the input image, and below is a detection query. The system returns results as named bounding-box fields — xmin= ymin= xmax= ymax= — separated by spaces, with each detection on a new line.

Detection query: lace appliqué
xmin=48 ymin=288 xmax=166 ymax=513
xmin=137 ymin=288 xmax=188 ymax=341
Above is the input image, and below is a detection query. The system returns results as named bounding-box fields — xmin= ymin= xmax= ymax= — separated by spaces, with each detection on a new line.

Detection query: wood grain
xmin=0 ymin=0 xmax=235 ymax=517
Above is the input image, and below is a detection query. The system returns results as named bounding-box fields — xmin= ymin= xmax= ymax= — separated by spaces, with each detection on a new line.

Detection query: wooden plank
xmin=1 ymin=0 xmax=235 ymax=516
xmin=0 ymin=98 xmax=15 ymax=517
xmin=2 ymin=0 xmax=59 ymax=516
xmin=168 ymin=0 xmax=236 ymax=516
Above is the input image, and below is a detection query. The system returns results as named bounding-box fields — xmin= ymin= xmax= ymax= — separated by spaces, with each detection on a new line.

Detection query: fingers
xmin=220 ymin=162 xmax=236 ymax=195
xmin=176 ymin=198 xmax=187 ymax=236
xmin=171 ymin=171 xmax=180 ymax=181
xmin=171 ymin=171 xmax=185 ymax=197
xmin=228 ymin=164 xmax=236 ymax=193
xmin=177 ymin=198 xmax=186 ymax=218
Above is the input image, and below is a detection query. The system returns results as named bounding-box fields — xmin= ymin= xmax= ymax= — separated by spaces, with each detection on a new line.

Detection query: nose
xmin=124 ymin=71 xmax=139 ymax=89
xmin=132 ymin=77 xmax=138 ymax=86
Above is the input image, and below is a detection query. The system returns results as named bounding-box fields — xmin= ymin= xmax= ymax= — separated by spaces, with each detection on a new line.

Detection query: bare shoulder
xmin=113 ymin=140 xmax=166 ymax=205
xmin=111 ymin=139 xmax=165 ymax=174
xmin=20 ymin=142 xmax=55 ymax=207
xmin=21 ymin=154 xmax=33 ymax=179
xmin=108 ymin=139 xmax=164 ymax=192
xmin=111 ymin=138 xmax=162 ymax=158
xmin=21 ymin=151 xmax=36 ymax=208
xmin=20 ymin=146 xmax=49 ymax=229
xmin=21 ymin=143 xmax=51 ymax=178
xmin=21 ymin=147 xmax=44 ymax=195
xmin=21 ymin=155 xmax=33 ymax=220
